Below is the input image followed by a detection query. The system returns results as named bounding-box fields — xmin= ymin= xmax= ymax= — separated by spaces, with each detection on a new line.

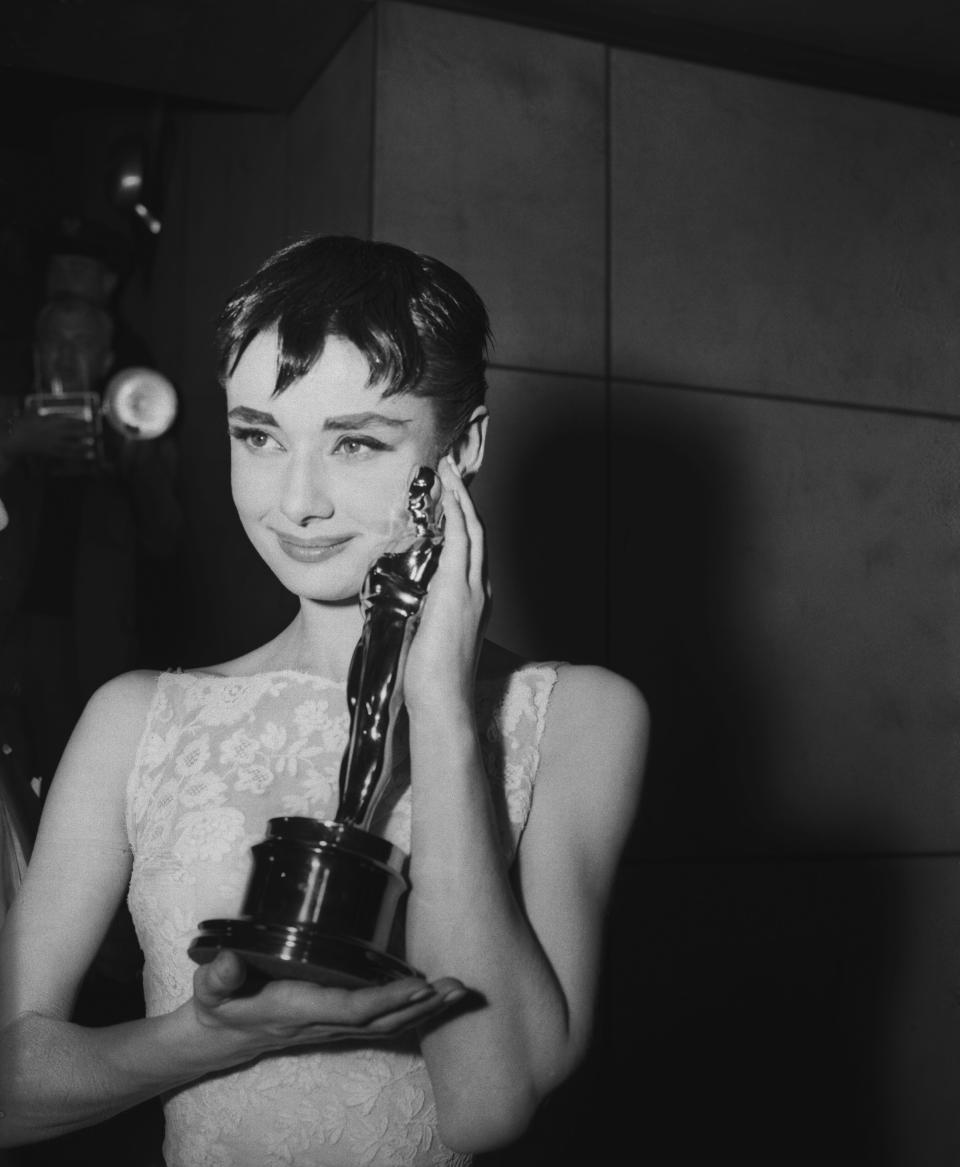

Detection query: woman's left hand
xmin=402 ymin=456 xmax=488 ymax=718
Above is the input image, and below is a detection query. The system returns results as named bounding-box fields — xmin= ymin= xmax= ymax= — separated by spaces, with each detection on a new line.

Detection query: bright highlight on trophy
xmin=188 ymin=466 xmax=445 ymax=987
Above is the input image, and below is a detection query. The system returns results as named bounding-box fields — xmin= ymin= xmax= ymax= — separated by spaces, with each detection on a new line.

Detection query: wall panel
xmin=375 ymin=2 xmax=607 ymax=376
xmin=611 ymin=378 xmax=960 ymax=857
xmin=286 ymin=12 xmax=374 ymax=243
xmin=611 ymin=49 xmax=960 ymax=415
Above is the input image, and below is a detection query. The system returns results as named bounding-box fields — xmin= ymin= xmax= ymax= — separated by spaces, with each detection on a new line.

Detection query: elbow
xmin=0 ymin=1064 xmax=35 ymax=1148
xmin=434 ymin=1025 xmax=591 ymax=1152
xmin=437 ymin=1055 xmax=586 ymax=1155
xmin=0 ymin=1129 xmax=33 ymax=1151
xmin=0 ymin=1104 xmax=52 ymax=1150
xmin=0 ymin=1081 xmax=64 ymax=1150
xmin=438 ymin=1086 xmax=541 ymax=1154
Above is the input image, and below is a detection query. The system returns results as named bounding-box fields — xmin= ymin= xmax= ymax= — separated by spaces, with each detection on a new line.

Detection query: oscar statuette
xmin=188 ymin=467 xmax=443 ymax=987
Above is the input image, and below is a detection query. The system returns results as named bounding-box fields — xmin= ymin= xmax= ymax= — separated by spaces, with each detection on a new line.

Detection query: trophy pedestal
xmin=188 ymin=817 xmax=418 ymax=988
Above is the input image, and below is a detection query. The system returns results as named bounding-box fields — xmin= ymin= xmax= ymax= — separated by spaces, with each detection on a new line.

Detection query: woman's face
xmin=226 ymin=330 xmax=442 ymax=603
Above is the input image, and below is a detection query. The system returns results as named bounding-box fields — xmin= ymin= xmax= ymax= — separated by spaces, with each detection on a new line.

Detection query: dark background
xmin=4 ymin=2 xmax=960 ymax=1164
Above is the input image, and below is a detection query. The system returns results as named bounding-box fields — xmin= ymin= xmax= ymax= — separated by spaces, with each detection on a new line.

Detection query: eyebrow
xmin=227 ymin=406 xmax=278 ymax=425
xmin=226 ymin=406 xmax=412 ymax=430
xmin=323 ymin=412 xmax=412 ymax=431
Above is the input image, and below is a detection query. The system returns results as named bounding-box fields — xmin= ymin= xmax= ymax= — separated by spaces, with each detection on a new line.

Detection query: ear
xmin=447 ymin=406 xmax=488 ymax=482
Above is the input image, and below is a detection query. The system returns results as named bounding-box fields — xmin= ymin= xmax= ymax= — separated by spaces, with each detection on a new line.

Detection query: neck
xmin=260 ymin=597 xmax=364 ymax=681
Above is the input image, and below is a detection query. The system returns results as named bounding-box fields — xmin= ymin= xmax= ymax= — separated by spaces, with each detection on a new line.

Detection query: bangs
xmin=215 ymin=235 xmax=489 ymax=446
xmin=219 ymin=238 xmax=429 ymax=397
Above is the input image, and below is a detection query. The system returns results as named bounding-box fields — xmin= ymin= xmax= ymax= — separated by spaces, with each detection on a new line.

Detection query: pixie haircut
xmin=216 ymin=235 xmax=491 ymax=447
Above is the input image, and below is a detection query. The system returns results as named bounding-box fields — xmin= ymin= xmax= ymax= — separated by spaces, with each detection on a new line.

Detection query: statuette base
xmin=187 ymin=817 xmax=416 ymax=987
xmin=188 ymin=920 xmax=419 ymax=988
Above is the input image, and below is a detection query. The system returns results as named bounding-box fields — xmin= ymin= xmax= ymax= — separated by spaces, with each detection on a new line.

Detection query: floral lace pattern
xmin=126 ymin=665 xmax=557 ymax=1167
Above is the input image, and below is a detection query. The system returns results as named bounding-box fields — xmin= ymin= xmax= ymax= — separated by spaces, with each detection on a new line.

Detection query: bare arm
xmin=407 ymin=668 xmax=646 ymax=1151
xmin=0 ymin=673 xmax=463 ymax=1149
xmin=403 ymin=460 xmax=648 ymax=1152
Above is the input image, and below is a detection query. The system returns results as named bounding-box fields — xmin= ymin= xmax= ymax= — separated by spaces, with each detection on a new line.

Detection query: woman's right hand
xmin=191 ymin=951 xmax=467 ymax=1058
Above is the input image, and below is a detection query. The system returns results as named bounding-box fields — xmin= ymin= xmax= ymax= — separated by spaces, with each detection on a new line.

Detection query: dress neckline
xmin=172 ymin=661 xmax=559 ymax=690
xmin=176 ymin=668 xmax=346 ymax=684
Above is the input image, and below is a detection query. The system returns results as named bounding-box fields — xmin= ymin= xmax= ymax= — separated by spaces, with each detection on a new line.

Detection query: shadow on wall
xmin=476 ymin=858 xmax=904 ymax=1167
xmin=610 ymin=395 xmax=765 ymax=862
xmin=476 ymin=389 xmax=903 ymax=1166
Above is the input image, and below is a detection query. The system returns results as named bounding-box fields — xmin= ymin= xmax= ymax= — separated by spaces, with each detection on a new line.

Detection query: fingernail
xmin=408 ymin=986 xmax=438 ymax=1003
xmin=442 ymin=987 xmax=468 ymax=1006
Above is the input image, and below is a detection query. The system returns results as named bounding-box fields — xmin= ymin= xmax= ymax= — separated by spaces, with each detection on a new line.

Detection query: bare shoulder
xmin=534 ymin=663 xmax=648 ymax=833
xmin=49 ymin=669 xmax=163 ymax=805
xmin=480 ymin=647 xmax=649 ymax=791
xmin=4 ymin=671 xmax=163 ymax=1020
xmin=550 ymin=662 xmax=647 ymax=719
xmin=83 ymin=667 xmax=163 ymax=721
xmin=78 ymin=668 xmax=162 ymax=749
xmin=544 ymin=663 xmax=649 ymax=768
xmin=31 ymin=669 xmax=164 ymax=848
xmin=519 ymin=663 xmax=647 ymax=895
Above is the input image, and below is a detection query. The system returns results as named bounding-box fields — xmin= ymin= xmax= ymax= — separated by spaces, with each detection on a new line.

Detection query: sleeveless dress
xmin=126 ymin=664 xmax=559 ymax=1167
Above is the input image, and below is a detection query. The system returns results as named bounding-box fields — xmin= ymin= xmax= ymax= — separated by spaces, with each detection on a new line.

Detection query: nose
xmin=280 ymin=450 xmax=335 ymax=525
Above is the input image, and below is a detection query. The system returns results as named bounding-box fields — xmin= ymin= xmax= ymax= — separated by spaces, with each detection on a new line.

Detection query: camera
xmin=23 ymin=366 xmax=177 ymax=472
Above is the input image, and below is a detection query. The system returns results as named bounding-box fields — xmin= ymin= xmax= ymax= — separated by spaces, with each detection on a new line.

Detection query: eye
xmin=333 ymin=435 xmax=389 ymax=457
xmin=229 ymin=425 xmax=283 ymax=453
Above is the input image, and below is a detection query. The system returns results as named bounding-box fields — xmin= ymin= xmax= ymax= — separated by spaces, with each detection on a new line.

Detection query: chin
xmin=302 ymin=588 xmax=362 ymax=607
xmin=300 ymin=570 xmax=366 ymax=604
xmin=270 ymin=557 xmax=367 ymax=605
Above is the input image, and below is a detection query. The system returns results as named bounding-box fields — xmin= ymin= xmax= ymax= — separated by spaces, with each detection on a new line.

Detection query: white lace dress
xmin=126 ymin=665 xmax=558 ymax=1167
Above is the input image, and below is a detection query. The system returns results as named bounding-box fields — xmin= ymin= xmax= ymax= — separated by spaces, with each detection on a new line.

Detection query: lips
xmin=274 ymin=532 xmax=353 ymax=564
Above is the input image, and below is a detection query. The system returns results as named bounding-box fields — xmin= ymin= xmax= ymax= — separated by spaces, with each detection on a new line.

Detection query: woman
xmin=0 ymin=236 xmax=647 ymax=1165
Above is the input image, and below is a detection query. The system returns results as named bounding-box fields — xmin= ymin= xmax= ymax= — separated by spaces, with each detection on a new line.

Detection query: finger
xmin=193 ymin=949 xmax=249 ymax=1007
xmin=443 ymin=458 xmax=485 ymax=592
xmin=459 ymin=493 xmax=486 ymax=595
xmin=436 ymin=460 xmax=469 ymax=580
xmin=424 ymin=976 xmax=467 ymax=999
xmin=356 ymin=994 xmax=459 ymax=1038
xmin=314 ymin=979 xmax=470 ymax=1041
xmin=323 ymin=976 xmax=443 ymax=1025
xmin=219 ymin=971 xmax=438 ymax=1027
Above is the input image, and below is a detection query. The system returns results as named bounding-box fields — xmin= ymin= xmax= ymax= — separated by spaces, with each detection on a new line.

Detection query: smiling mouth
xmin=275 ymin=534 xmax=353 ymax=563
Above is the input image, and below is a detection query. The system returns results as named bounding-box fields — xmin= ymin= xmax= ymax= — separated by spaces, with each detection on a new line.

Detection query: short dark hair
xmin=216 ymin=235 xmax=491 ymax=446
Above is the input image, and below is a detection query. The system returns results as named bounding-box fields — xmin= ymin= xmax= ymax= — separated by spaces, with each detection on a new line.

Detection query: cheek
xmin=349 ymin=460 xmax=428 ymax=533
xmin=230 ymin=459 xmax=271 ymax=519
